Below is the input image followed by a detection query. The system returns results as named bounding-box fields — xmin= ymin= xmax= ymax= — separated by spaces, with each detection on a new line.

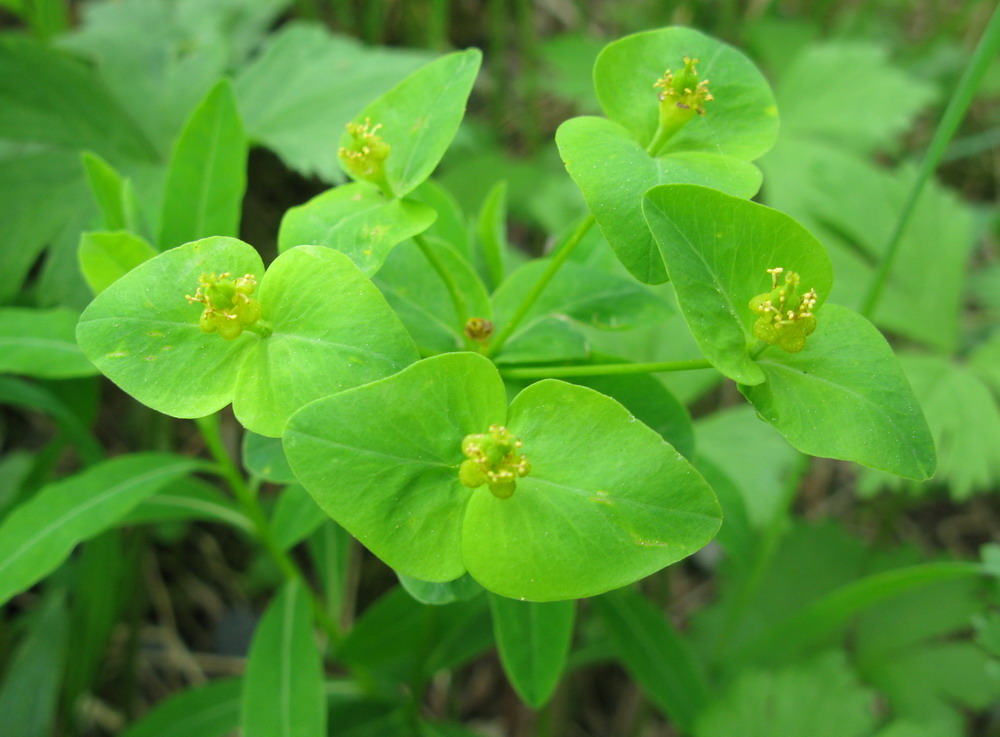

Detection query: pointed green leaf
xmin=76 ymin=236 xmax=265 ymax=419
xmin=232 ymin=245 xmax=418 ymax=436
xmin=594 ymin=27 xmax=778 ymax=159
xmin=342 ymin=49 xmax=482 ymax=197
xmin=643 ymin=184 xmax=833 ymax=385
xmin=159 ymin=80 xmax=248 ymax=250
xmin=81 ymin=151 xmax=134 ymax=232
xmin=285 ymin=353 xmax=506 ymax=582
xmin=242 ymin=580 xmax=326 ymax=737
xmin=0 ymin=453 xmax=200 ymax=606
xmin=121 ymin=679 xmax=242 ymax=737
xmin=277 ymin=182 xmax=436 ymax=274
xmin=557 ymin=116 xmax=762 ymax=283
xmin=489 ymin=595 xmax=575 ymax=708
xmin=78 ymin=230 xmax=157 ymax=295
xmin=740 ymin=304 xmax=936 ymax=480
xmin=0 ymin=308 xmax=97 ymax=378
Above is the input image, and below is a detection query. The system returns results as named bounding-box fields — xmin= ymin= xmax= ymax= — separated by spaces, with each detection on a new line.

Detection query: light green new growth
xmin=186 ymin=271 xmax=263 ymax=340
xmin=749 ymin=267 xmax=818 ymax=353
xmin=459 ymin=424 xmax=531 ymax=499
xmin=647 ymin=56 xmax=714 ymax=155
xmin=338 ymin=117 xmax=392 ymax=193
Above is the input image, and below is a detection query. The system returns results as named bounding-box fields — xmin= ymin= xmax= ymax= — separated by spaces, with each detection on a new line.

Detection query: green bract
xmin=283 ymin=352 xmax=721 ymax=601
xmin=557 ymin=26 xmax=778 ymax=283
xmin=643 ymin=184 xmax=833 ymax=385
xmin=76 ymin=237 xmax=418 ymax=437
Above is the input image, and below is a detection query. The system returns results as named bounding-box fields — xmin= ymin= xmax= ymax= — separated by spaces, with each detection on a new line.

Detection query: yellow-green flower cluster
xmin=459 ymin=424 xmax=531 ymax=499
xmin=338 ymin=117 xmax=391 ymax=192
xmin=185 ymin=272 xmax=261 ymax=340
xmin=654 ymin=56 xmax=714 ymax=117
xmin=749 ymin=267 xmax=818 ymax=353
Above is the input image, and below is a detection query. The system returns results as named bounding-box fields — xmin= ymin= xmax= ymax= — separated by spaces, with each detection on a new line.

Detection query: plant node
xmin=186 ymin=272 xmax=264 ymax=340
xmin=459 ymin=424 xmax=531 ymax=499
xmin=749 ymin=267 xmax=818 ymax=353
xmin=339 ymin=117 xmax=392 ymax=194
xmin=464 ymin=317 xmax=494 ymax=344
xmin=647 ymin=56 xmax=714 ymax=156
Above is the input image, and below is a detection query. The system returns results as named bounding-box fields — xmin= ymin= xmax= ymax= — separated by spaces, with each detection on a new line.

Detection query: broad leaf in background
xmin=285 ymin=353 xmax=721 ymax=600
xmin=277 ymin=181 xmax=437 ymax=274
xmin=341 ymin=49 xmax=482 ymax=197
xmin=272 ymin=484 xmax=327 ymax=551
xmin=78 ymin=231 xmax=158 ymax=294
xmin=774 ymin=43 xmax=936 ymax=155
xmin=0 ymin=308 xmax=98 ymax=378
xmin=0 ymin=453 xmax=200 ymax=606
xmin=860 ymin=354 xmax=1000 ymax=499
xmin=242 ymin=431 xmax=297 ymax=483
xmin=0 ymin=589 xmax=69 ymax=737
xmin=77 ymin=238 xmax=418 ymax=436
xmin=81 ymin=151 xmax=140 ymax=232
xmin=595 ymin=588 xmax=710 ymax=733
xmin=556 ymin=26 xmax=778 ymax=283
xmin=741 ymin=305 xmax=935 ymax=479
xmin=242 ymin=580 xmax=326 ymax=737
xmin=235 ymin=22 xmax=432 ymax=181
xmin=121 ymin=476 xmax=250 ymax=531
xmin=398 ymin=573 xmax=483 ymax=606
xmin=489 ymin=595 xmax=575 ymax=708
xmin=490 ymin=259 xmax=673 ymax=365
xmin=120 ymin=679 xmax=242 ymax=737
xmin=643 ymin=184 xmax=833 ymax=385
xmin=158 ymin=80 xmax=247 ymax=250
xmin=694 ymin=651 xmax=876 ymax=737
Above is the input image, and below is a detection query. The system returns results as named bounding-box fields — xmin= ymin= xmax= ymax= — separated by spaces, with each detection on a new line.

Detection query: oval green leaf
xmin=643 ymin=184 xmax=833 ymax=385
xmin=740 ymin=304 xmax=936 ymax=480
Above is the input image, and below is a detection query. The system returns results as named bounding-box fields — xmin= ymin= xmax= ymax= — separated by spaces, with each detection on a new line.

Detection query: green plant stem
xmin=860 ymin=2 xmax=1000 ymax=317
xmin=486 ymin=214 xmax=595 ymax=357
xmin=195 ymin=415 xmax=343 ymax=646
xmin=500 ymin=358 xmax=713 ymax=380
xmin=413 ymin=233 xmax=472 ymax=338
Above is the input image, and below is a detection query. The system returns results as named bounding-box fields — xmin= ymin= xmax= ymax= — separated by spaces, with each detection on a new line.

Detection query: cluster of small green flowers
xmin=654 ymin=56 xmax=714 ymax=116
xmin=338 ymin=117 xmax=391 ymax=189
xmin=459 ymin=424 xmax=531 ymax=499
xmin=185 ymin=272 xmax=261 ymax=340
xmin=749 ymin=267 xmax=818 ymax=353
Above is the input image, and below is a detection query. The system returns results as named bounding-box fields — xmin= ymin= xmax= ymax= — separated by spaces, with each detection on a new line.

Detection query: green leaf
xmin=0 ymin=590 xmax=70 ymax=737
xmin=0 ymin=377 xmax=103 ymax=465
xmin=121 ymin=477 xmax=251 ymax=532
xmin=557 ymin=116 xmax=762 ymax=283
xmin=272 ymin=485 xmax=327 ymax=551
xmin=233 ymin=245 xmax=419 ymax=437
xmin=81 ymin=151 xmax=138 ymax=232
xmin=398 ymin=573 xmax=484 ymax=606
xmin=242 ymin=580 xmax=326 ymax=737
xmin=643 ymin=184 xmax=833 ymax=385
xmin=593 ymin=26 xmax=778 ymax=159
xmin=409 ymin=178 xmax=471 ymax=255
xmin=78 ymin=231 xmax=158 ymax=295
xmin=0 ymin=308 xmax=98 ymax=378
xmin=0 ymin=453 xmax=200 ymax=606
xmin=694 ymin=652 xmax=876 ymax=737
xmin=285 ymin=353 xmax=721 ymax=600
xmin=242 ymin=431 xmax=297 ymax=483
xmin=775 ymin=43 xmax=936 ymax=154
xmin=343 ymin=49 xmax=482 ymax=197
xmin=77 ymin=239 xmax=418 ymax=436
xmin=235 ymin=22 xmax=432 ymax=181
xmin=277 ymin=182 xmax=436 ymax=274
xmin=476 ymin=180 xmax=509 ymax=290
xmin=594 ymin=588 xmax=709 ymax=733
xmin=488 ymin=595 xmax=575 ymax=708
xmin=121 ymin=679 xmax=242 ymax=737
xmin=490 ymin=258 xmax=674 ymax=363
xmin=740 ymin=304 xmax=936 ymax=480
xmin=158 ymin=80 xmax=248 ymax=250
xmin=0 ymin=35 xmax=156 ymax=162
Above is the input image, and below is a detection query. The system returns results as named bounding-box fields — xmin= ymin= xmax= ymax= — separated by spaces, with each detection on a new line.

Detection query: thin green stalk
xmin=195 ymin=415 xmax=343 ymax=645
xmin=500 ymin=358 xmax=713 ymax=380
xmin=486 ymin=214 xmax=595 ymax=357
xmin=413 ymin=233 xmax=471 ymax=333
xmin=427 ymin=0 xmax=450 ymax=49
xmin=861 ymin=2 xmax=1000 ymax=317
